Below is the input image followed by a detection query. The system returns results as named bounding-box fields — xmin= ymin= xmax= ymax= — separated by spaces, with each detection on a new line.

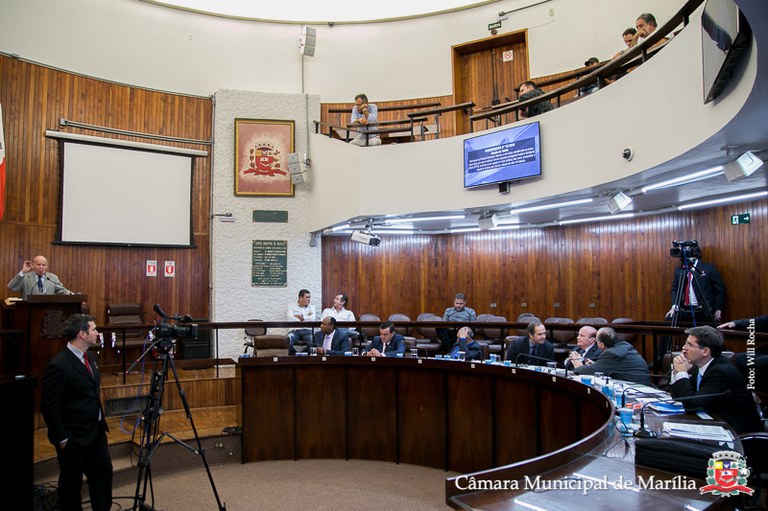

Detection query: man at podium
xmin=7 ymin=255 xmax=72 ymax=299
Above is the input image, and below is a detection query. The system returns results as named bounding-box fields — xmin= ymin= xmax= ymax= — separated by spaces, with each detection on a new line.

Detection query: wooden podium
xmin=0 ymin=295 xmax=87 ymax=414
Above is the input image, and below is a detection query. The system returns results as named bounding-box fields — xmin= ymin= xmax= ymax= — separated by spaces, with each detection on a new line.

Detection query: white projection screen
xmin=59 ymin=141 xmax=194 ymax=246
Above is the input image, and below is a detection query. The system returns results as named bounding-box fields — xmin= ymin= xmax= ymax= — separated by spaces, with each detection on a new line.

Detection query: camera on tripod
xmin=669 ymin=240 xmax=701 ymax=261
xmin=150 ymin=304 xmax=198 ymax=354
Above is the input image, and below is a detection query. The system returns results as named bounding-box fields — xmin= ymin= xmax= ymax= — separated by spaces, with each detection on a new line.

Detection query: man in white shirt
xmin=321 ymin=293 xmax=357 ymax=341
xmin=287 ymin=289 xmax=316 ymax=355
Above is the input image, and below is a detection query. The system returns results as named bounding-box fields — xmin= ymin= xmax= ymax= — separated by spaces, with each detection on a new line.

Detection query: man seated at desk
xmin=309 ymin=317 xmax=350 ymax=356
xmin=363 ymin=321 xmax=405 ymax=357
xmin=671 ymin=325 xmax=761 ymax=434
xmin=446 ymin=326 xmax=484 ymax=361
xmin=564 ymin=326 xmax=601 ymax=370
xmin=571 ymin=327 xmax=650 ymax=384
xmin=7 ymin=255 xmax=72 ymax=299
xmin=505 ymin=321 xmax=554 ymax=366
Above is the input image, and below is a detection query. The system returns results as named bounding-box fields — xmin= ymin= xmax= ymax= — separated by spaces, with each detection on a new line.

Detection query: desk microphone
xmin=634 ymin=389 xmax=732 ymax=438
xmin=515 ymin=352 xmax=556 ymax=367
xmin=46 ymin=276 xmax=73 ymax=294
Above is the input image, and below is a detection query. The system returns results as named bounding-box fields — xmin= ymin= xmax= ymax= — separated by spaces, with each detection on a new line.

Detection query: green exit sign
xmin=488 ymin=21 xmax=502 ymax=31
xmin=730 ymin=213 xmax=751 ymax=225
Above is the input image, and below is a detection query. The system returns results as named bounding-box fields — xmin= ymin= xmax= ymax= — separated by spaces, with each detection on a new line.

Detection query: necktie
xmin=323 ymin=335 xmax=332 ymax=352
xmin=683 ymin=272 xmax=693 ymax=306
xmin=696 ymin=371 xmax=702 ymax=391
xmin=37 ymin=275 xmax=44 ymax=291
xmin=84 ymin=355 xmax=94 ymax=379
xmin=531 ymin=344 xmax=538 ymax=358
xmin=382 ymin=342 xmax=388 ymax=353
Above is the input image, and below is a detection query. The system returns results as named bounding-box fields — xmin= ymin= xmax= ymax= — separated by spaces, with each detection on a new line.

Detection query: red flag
xmin=0 ymin=103 xmax=6 ymax=221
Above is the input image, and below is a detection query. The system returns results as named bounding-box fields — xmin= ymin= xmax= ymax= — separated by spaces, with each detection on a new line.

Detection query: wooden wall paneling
xmin=241 ymin=366 xmax=295 ymax=462
xmin=0 ymin=55 xmax=212 ymax=326
xmin=446 ymin=372 xmax=494 ymax=473
xmin=398 ymin=368 xmax=446 ymax=469
xmin=346 ymin=366 xmax=398 ymax=462
xmin=538 ymin=384 xmax=581 ymax=454
xmin=321 ymin=199 xmax=767 ymax=329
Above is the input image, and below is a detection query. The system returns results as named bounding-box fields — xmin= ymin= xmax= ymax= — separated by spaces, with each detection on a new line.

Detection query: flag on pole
xmin=0 ymin=103 xmax=6 ymax=221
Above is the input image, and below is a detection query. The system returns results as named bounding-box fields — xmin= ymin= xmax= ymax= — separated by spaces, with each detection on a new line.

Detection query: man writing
xmin=7 ymin=255 xmax=72 ymax=299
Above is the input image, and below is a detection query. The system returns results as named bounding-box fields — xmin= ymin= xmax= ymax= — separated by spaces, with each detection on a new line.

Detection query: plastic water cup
xmin=458 ymin=351 xmax=466 ymax=361
xmin=547 ymin=361 xmax=557 ymax=372
xmin=352 ymin=347 xmax=360 ymax=356
xmin=410 ymin=348 xmax=418 ymax=359
xmin=310 ymin=347 xmax=318 ymax=356
xmin=619 ymin=407 xmax=633 ymax=431
xmin=580 ymin=376 xmax=593 ymax=386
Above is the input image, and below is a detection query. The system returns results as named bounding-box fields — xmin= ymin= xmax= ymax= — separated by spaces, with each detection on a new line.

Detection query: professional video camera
xmin=669 ymin=240 xmax=702 ymax=261
xmin=151 ymin=304 xmax=198 ymax=353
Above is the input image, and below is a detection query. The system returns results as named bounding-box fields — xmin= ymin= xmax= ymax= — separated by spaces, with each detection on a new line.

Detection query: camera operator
xmin=665 ymin=241 xmax=726 ymax=323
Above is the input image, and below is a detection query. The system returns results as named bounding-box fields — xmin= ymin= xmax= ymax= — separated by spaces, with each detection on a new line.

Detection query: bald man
xmin=7 ymin=255 xmax=72 ymax=299
xmin=565 ymin=326 xmax=602 ymax=369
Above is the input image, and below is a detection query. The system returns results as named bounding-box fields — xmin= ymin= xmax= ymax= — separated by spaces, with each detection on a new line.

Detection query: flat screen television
xmin=701 ymin=0 xmax=750 ymax=104
xmin=463 ymin=121 xmax=541 ymax=189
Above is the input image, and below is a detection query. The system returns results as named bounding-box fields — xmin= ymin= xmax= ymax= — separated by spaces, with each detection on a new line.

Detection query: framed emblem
xmin=234 ymin=119 xmax=295 ymax=196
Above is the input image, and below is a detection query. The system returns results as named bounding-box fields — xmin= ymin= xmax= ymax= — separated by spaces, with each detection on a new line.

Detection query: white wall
xmin=0 ymin=0 xmax=679 ymax=99
xmin=211 ymin=90 xmax=321 ymax=359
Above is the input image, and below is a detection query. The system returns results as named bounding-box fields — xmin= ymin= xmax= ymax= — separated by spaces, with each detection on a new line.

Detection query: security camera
xmin=622 ymin=147 xmax=634 ymax=161
xmin=350 ymin=230 xmax=381 ymax=246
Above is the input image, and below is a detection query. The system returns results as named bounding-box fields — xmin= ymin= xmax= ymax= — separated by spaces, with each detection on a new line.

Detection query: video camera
xmin=151 ymin=304 xmax=198 ymax=353
xmin=669 ymin=240 xmax=702 ymax=261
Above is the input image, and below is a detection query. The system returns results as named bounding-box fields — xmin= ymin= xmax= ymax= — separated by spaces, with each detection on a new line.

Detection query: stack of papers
xmin=648 ymin=402 xmax=685 ymax=414
xmin=662 ymin=422 xmax=733 ymax=442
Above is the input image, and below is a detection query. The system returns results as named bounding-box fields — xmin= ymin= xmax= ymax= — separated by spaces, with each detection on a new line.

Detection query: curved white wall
xmin=307 ymin=9 xmax=757 ymax=231
xmin=0 ymin=0 xmax=678 ymax=99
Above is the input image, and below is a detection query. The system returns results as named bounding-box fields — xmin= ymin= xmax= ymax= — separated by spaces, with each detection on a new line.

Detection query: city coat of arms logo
xmin=700 ymin=450 xmax=753 ymax=497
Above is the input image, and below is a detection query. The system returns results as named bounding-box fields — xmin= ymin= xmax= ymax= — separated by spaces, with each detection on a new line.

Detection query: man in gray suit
xmin=7 ymin=255 xmax=72 ymax=299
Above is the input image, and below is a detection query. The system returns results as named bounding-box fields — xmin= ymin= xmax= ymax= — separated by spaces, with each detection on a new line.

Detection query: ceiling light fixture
xmin=559 ymin=213 xmax=635 ymax=226
xmin=640 ymin=166 xmax=723 ymax=193
xmin=508 ymin=198 xmax=593 ymax=215
xmin=386 ymin=214 xmax=465 ymax=224
xmin=677 ymin=191 xmax=768 ymax=210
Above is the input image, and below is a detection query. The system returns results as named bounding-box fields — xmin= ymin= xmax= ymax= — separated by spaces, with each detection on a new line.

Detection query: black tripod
xmin=129 ymin=336 xmax=226 ymax=511
xmin=670 ymin=260 xmax=715 ymax=328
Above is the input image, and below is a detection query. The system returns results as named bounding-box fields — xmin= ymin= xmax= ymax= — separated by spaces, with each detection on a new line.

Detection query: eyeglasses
xmin=683 ymin=341 xmax=701 ymax=349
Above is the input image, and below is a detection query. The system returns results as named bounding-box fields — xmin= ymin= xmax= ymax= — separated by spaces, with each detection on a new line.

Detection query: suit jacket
xmin=671 ymin=356 xmax=761 ymax=434
xmin=670 ymin=261 xmax=725 ymax=314
xmin=564 ymin=343 xmax=602 ymax=369
xmin=41 ymin=347 xmax=108 ymax=447
xmin=574 ymin=341 xmax=650 ymax=384
xmin=7 ymin=271 xmax=72 ymax=300
xmin=505 ymin=337 xmax=555 ymax=366
xmin=447 ymin=338 xmax=484 ymax=361
xmin=734 ymin=314 xmax=768 ymax=333
xmin=309 ymin=329 xmax=350 ymax=355
xmin=364 ymin=334 xmax=406 ymax=357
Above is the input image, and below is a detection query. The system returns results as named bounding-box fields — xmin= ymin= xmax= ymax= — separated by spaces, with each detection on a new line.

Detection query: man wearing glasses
xmin=671 ymin=325 xmax=761 ymax=434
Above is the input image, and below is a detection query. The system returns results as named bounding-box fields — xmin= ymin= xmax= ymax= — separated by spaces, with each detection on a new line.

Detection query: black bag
xmin=635 ymin=437 xmax=723 ymax=479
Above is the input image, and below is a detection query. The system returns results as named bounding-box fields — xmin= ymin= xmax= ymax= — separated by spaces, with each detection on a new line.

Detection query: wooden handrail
xmin=327 ymin=101 xmax=441 ymax=114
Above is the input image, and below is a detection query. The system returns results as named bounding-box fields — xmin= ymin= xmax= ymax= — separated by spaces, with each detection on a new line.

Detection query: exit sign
xmin=731 ymin=213 xmax=751 ymax=224
xmin=488 ymin=21 xmax=502 ymax=31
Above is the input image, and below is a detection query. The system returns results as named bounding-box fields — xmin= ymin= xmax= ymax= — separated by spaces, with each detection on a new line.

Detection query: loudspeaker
xmin=300 ymin=27 xmax=317 ymax=56
xmin=607 ymin=192 xmax=632 ymax=214
xmin=291 ymin=171 xmax=309 ymax=185
xmin=478 ymin=214 xmax=500 ymax=230
xmin=724 ymin=151 xmax=764 ymax=182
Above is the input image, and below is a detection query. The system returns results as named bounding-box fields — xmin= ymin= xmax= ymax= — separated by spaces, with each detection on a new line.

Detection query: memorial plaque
xmin=252 ymin=240 xmax=288 ymax=287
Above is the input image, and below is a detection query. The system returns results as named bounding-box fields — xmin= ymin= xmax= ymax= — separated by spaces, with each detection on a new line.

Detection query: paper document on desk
xmin=663 ymin=422 xmax=733 ymax=442
xmin=647 ymin=402 xmax=685 ymax=414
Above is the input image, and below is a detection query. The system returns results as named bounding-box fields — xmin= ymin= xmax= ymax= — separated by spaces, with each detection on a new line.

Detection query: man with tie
xmin=310 ymin=317 xmax=350 ymax=356
xmin=363 ymin=321 xmax=406 ymax=357
xmin=505 ymin=321 xmax=554 ymax=366
xmin=572 ymin=327 xmax=650 ymax=384
xmin=565 ymin=326 xmax=601 ymax=369
xmin=41 ymin=313 xmax=113 ymax=511
xmin=671 ymin=325 xmax=760 ymax=434
xmin=665 ymin=244 xmax=726 ymax=323
xmin=7 ymin=255 xmax=72 ymax=299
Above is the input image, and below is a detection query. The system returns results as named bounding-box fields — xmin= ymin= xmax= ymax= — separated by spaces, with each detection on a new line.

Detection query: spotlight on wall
xmin=299 ymin=27 xmax=317 ymax=56
xmin=288 ymin=152 xmax=311 ymax=185
xmin=350 ymin=230 xmax=381 ymax=246
xmin=607 ymin=192 xmax=633 ymax=214
xmin=477 ymin=213 xmax=500 ymax=230
xmin=724 ymin=151 xmax=764 ymax=182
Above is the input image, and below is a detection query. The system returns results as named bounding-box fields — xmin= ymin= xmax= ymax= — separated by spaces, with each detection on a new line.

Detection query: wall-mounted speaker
xmin=724 ymin=151 xmax=764 ymax=182
xmin=300 ymin=27 xmax=317 ymax=56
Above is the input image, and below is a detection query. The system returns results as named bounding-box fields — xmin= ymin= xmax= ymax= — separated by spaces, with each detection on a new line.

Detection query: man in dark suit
xmin=309 ymin=316 xmax=350 ymax=356
xmin=41 ymin=313 xmax=113 ymax=511
xmin=446 ymin=326 xmax=484 ymax=361
xmin=363 ymin=321 xmax=406 ymax=357
xmin=505 ymin=321 xmax=555 ymax=366
xmin=565 ymin=326 xmax=601 ymax=369
xmin=665 ymin=251 xmax=726 ymax=323
xmin=671 ymin=325 xmax=761 ymax=434
xmin=7 ymin=255 xmax=72 ymax=299
xmin=572 ymin=327 xmax=650 ymax=384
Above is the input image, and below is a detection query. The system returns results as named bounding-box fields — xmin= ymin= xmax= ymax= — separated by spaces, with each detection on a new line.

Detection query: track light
xmin=641 ymin=166 xmax=723 ymax=193
xmin=724 ymin=151 xmax=764 ymax=182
